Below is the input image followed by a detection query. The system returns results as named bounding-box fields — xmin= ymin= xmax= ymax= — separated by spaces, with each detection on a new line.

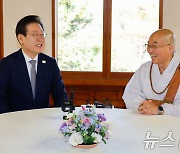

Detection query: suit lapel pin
xmin=42 ymin=60 xmax=46 ymax=64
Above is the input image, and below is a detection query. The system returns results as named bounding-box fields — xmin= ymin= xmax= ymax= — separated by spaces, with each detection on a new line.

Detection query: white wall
xmin=3 ymin=0 xmax=180 ymax=57
xmin=3 ymin=0 xmax=52 ymax=57
xmin=163 ymin=0 xmax=180 ymax=56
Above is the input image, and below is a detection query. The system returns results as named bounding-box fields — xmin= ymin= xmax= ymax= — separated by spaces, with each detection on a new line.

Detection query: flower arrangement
xmin=60 ymin=106 xmax=110 ymax=146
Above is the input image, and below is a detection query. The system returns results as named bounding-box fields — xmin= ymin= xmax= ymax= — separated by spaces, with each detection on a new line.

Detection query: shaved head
xmin=147 ymin=29 xmax=175 ymax=73
xmin=150 ymin=29 xmax=175 ymax=45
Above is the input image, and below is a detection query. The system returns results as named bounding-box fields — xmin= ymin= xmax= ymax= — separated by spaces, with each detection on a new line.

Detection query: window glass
xmin=57 ymin=0 xmax=160 ymax=72
xmin=58 ymin=0 xmax=103 ymax=71
xmin=111 ymin=0 xmax=159 ymax=72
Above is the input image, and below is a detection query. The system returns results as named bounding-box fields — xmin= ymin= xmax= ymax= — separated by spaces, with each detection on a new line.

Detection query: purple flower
xmin=60 ymin=122 xmax=67 ymax=131
xmin=98 ymin=113 xmax=106 ymax=122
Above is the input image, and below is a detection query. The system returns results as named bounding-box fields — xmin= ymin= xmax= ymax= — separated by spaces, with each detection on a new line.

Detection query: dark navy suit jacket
xmin=0 ymin=49 xmax=67 ymax=114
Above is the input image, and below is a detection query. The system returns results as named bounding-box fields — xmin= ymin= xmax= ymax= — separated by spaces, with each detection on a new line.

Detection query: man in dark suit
xmin=0 ymin=15 xmax=68 ymax=114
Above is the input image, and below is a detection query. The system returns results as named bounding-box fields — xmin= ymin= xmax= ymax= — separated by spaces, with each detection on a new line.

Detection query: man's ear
xmin=169 ymin=44 xmax=175 ymax=54
xmin=17 ymin=34 xmax=25 ymax=45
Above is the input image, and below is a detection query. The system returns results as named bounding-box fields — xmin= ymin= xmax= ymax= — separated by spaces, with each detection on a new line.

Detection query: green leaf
xmin=83 ymin=136 xmax=96 ymax=145
xmin=102 ymin=138 xmax=106 ymax=144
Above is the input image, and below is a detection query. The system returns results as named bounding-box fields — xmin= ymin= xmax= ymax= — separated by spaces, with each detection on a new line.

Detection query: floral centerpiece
xmin=60 ymin=105 xmax=110 ymax=147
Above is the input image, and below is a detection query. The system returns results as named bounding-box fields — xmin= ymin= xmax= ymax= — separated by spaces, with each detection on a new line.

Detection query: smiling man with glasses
xmin=0 ymin=15 xmax=68 ymax=114
xmin=123 ymin=29 xmax=180 ymax=117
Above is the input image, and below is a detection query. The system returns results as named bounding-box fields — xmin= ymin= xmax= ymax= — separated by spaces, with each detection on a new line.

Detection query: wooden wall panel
xmin=65 ymin=85 xmax=126 ymax=108
xmin=50 ymin=84 xmax=126 ymax=108
xmin=94 ymin=90 xmax=119 ymax=101
xmin=73 ymin=89 xmax=91 ymax=100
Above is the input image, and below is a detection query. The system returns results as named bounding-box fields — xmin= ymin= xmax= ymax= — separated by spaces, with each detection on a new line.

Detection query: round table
xmin=0 ymin=107 xmax=180 ymax=154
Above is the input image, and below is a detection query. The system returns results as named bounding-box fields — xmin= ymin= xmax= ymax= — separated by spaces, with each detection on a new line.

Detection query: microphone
xmin=62 ymin=89 xmax=75 ymax=113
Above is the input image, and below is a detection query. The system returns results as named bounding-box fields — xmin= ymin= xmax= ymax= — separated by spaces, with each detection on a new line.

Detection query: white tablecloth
xmin=0 ymin=107 xmax=180 ymax=154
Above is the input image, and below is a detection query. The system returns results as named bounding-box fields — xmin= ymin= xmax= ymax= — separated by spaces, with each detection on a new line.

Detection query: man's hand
xmin=138 ymin=100 xmax=159 ymax=115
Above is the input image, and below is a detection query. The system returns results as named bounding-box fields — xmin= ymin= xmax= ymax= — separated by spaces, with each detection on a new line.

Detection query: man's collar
xmin=22 ymin=50 xmax=38 ymax=63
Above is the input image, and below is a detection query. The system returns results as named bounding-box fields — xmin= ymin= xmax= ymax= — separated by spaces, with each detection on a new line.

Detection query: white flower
xmin=67 ymin=113 xmax=73 ymax=119
xmin=68 ymin=132 xmax=83 ymax=146
xmin=92 ymin=133 xmax=102 ymax=143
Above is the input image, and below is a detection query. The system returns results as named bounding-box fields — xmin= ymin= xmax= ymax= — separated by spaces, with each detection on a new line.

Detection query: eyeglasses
xmin=144 ymin=43 xmax=170 ymax=51
xmin=26 ymin=33 xmax=47 ymax=39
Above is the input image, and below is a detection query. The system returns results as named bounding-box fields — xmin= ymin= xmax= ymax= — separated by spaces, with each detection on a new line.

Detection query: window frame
xmin=53 ymin=0 xmax=163 ymax=82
